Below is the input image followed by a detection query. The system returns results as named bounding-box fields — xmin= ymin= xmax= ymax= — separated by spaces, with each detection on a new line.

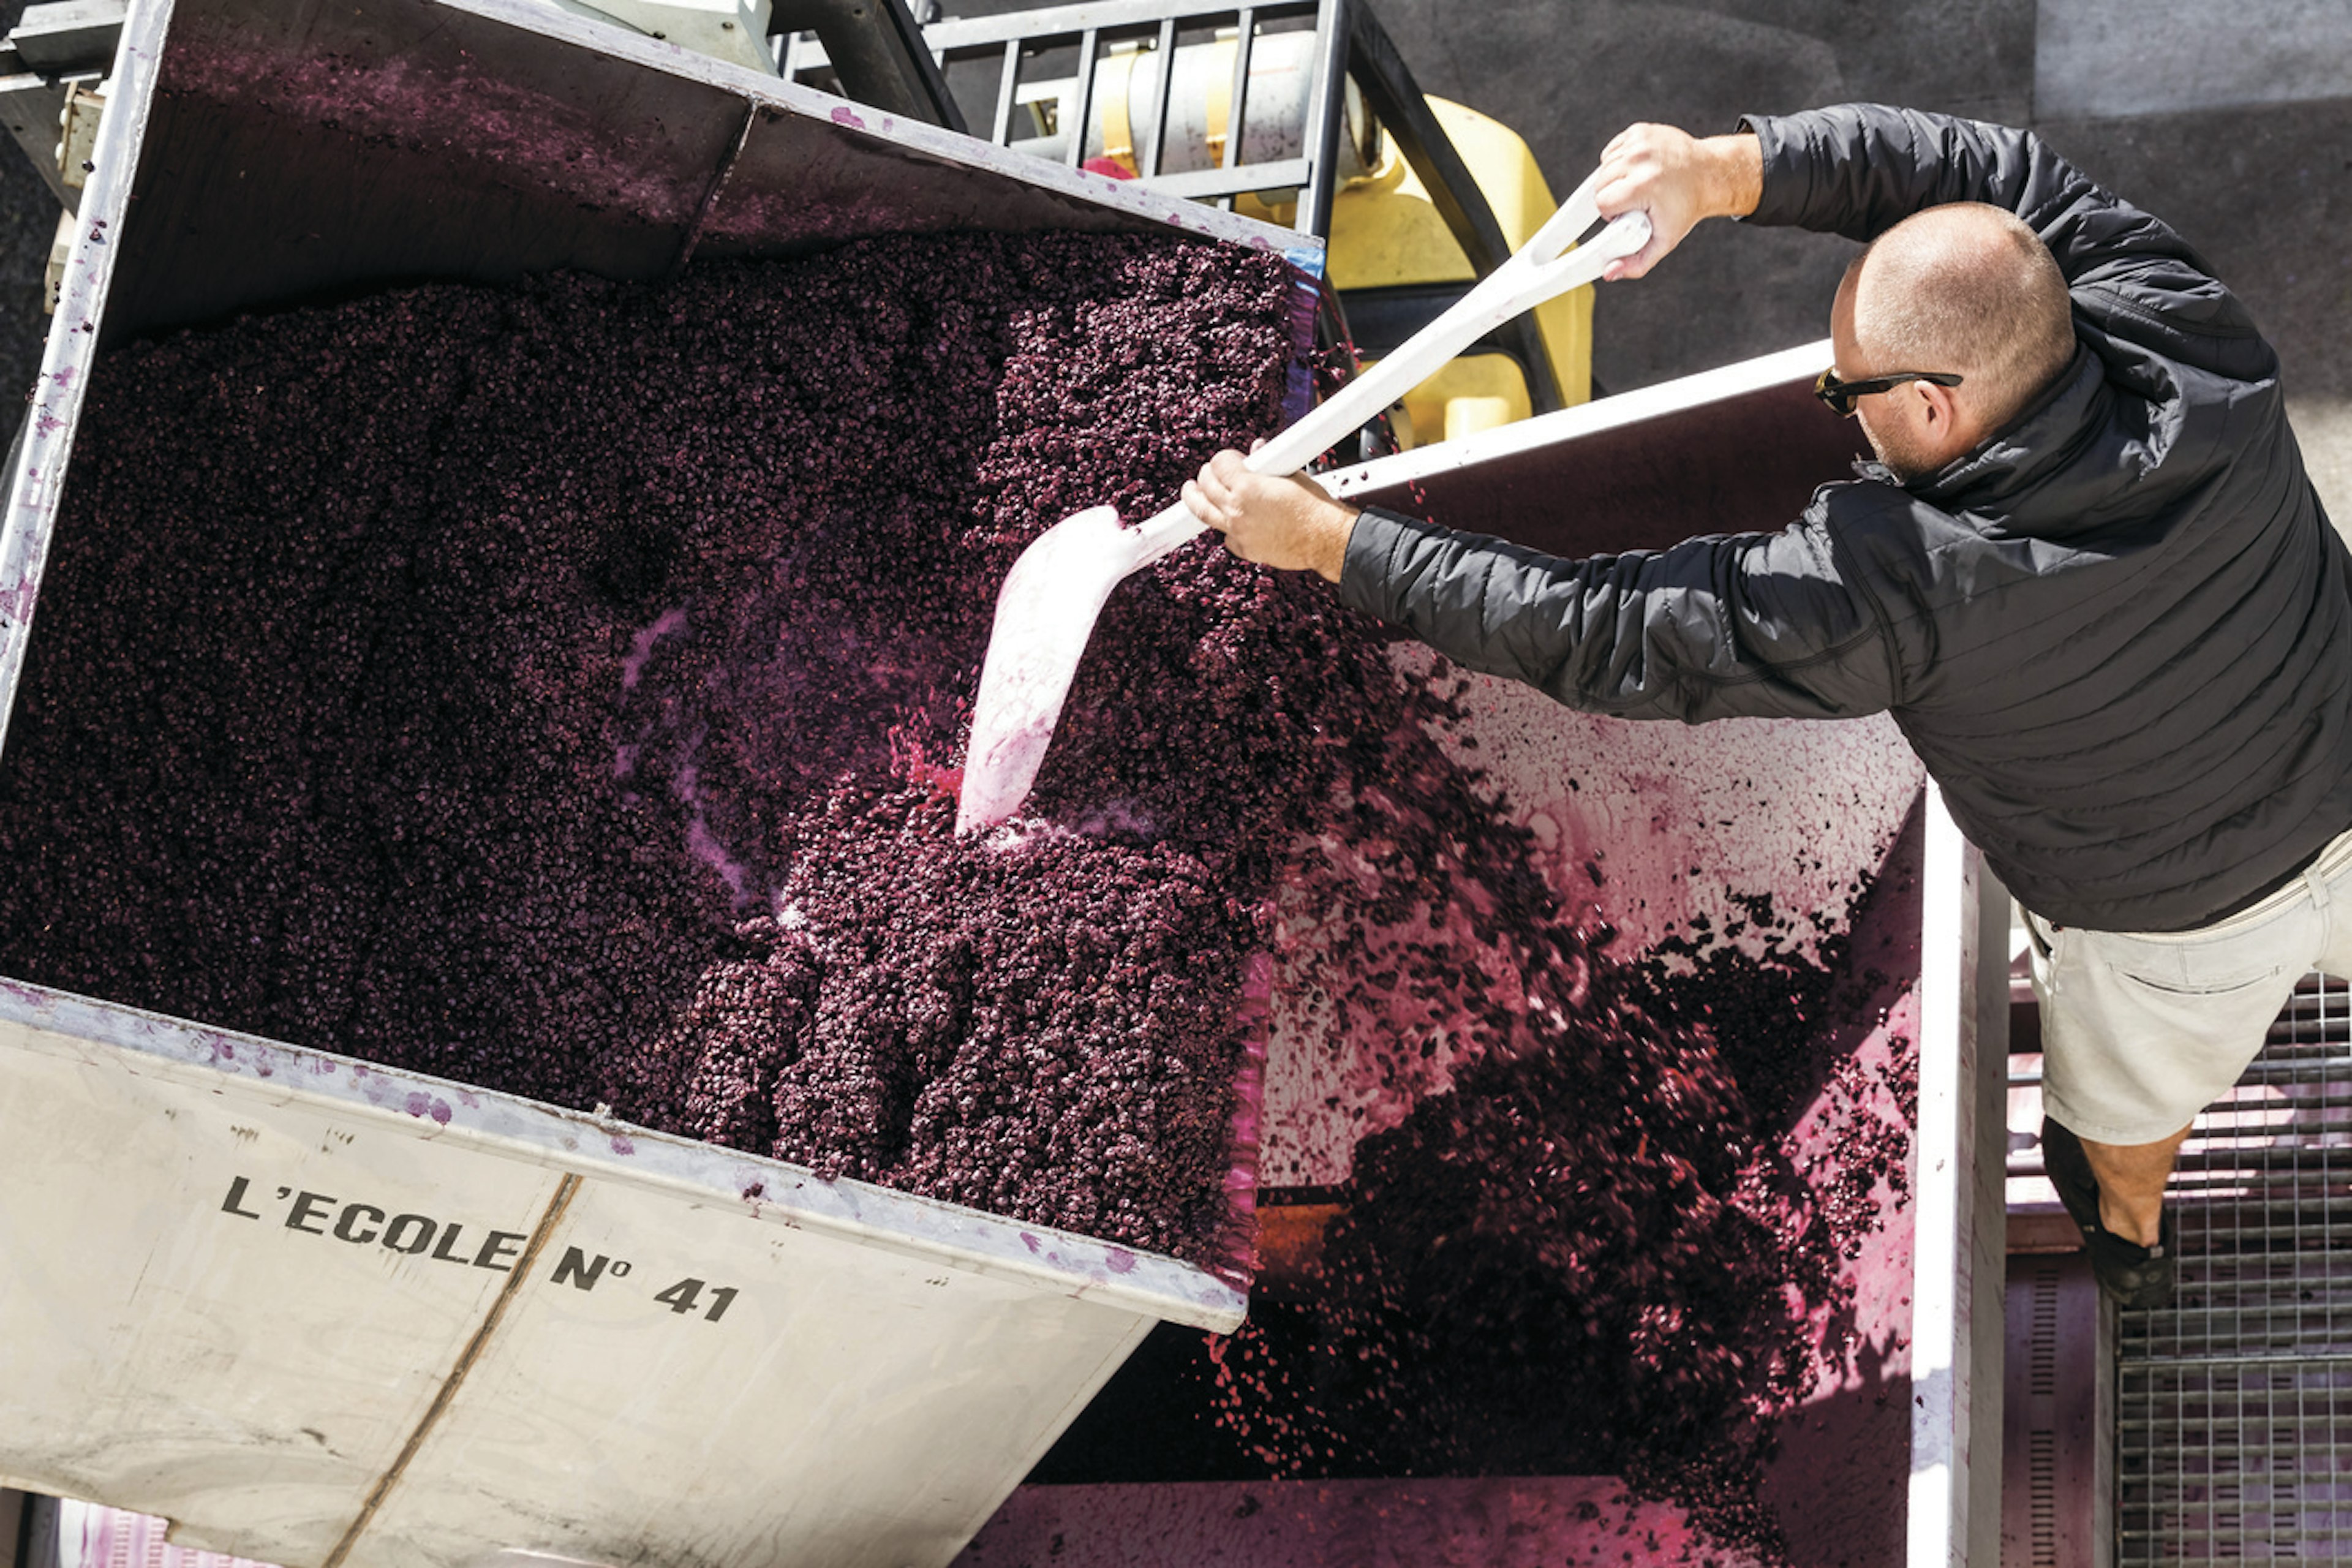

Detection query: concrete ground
xmin=0 ymin=1 xmax=2345 ymax=507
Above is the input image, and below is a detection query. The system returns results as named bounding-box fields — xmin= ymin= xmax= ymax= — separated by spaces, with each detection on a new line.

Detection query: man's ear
xmin=1913 ymin=377 xmax=1972 ymax=445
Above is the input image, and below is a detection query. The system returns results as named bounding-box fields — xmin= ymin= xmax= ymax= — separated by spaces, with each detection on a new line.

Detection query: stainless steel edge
xmin=0 ymin=0 xmax=168 ymax=763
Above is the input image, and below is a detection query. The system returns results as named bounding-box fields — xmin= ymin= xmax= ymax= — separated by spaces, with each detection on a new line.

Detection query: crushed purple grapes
xmin=0 ymin=229 xmax=1912 ymax=1560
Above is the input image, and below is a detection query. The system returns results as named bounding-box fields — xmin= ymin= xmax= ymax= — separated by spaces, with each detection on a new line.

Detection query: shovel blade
xmin=956 ymin=505 xmax=1140 ymax=833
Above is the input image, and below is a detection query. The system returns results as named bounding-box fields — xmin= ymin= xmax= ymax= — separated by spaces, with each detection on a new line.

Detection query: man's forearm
xmin=1335 ymin=508 xmax=1900 ymax=725
xmin=1697 ymin=131 xmax=1763 ymax=222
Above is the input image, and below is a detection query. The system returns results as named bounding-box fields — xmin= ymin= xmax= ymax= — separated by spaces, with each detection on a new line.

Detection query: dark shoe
xmin=2088 ymin=1210 xmax=2177 ymax=1311
xmin=2041 ymin=1116 xmax=2178 ymax=1310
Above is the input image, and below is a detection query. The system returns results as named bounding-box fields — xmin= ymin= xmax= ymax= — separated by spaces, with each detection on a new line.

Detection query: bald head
xmin=1841 ymin=203 xmax=2076 ymax=438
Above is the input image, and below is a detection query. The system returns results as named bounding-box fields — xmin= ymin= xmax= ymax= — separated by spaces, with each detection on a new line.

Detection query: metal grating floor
xmin=2116 ymin=974 xmax=2352 ymax=1565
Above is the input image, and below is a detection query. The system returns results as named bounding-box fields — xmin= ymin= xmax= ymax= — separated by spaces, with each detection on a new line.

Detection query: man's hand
xmin=1593 ymin=124 xmax=1763 ymax=281
xmin=1182 ymin=448 xmax=1360 ymax=583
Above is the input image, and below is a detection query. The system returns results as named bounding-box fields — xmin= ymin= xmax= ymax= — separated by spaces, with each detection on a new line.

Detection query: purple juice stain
xmin=620 ymin=606 xmax=687 ymax=690
xmin=397 ymin=1091 xmax=457 ymax=1125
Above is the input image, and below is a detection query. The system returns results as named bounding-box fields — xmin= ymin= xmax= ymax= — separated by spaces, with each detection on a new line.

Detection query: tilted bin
xmin=0 ymin=0 xmax=1314 ymax=1563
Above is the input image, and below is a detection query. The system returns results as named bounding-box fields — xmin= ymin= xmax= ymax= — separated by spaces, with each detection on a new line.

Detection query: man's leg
xmin=2077 ymin=1123 xmax=2192 ymax=1247
xmin=2024 ymin=903 xmax=2306 ymax=1309
xmin=2041 ymin=1115 xmax=2180 ymax=1308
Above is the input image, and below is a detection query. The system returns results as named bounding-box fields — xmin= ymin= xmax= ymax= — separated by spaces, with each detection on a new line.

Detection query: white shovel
xmin=955 ymin=170 xmax=1653 ymax=834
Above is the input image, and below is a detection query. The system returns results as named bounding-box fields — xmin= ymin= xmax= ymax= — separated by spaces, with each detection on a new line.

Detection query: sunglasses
xmin=1814 ymin=366 xmax=1964 ymax=417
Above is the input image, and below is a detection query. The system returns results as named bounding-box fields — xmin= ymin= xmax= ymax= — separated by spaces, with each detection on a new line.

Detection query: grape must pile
xmin=0 ymin=233 xmax=1312 ymax=1268
xmin=0 ymin=228 xmax=1911 ymax=1557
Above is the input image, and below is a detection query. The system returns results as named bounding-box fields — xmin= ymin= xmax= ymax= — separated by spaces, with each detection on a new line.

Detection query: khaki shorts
xmin=2027 ymin=823 xmax=2352 ymax=1145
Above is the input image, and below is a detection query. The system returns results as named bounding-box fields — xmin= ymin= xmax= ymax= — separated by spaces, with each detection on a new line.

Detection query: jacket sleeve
xmin=1335 ymin=506 xmax=1902 ymax=723
xmin=1741 ymin=104 xmax=2271 ymax=380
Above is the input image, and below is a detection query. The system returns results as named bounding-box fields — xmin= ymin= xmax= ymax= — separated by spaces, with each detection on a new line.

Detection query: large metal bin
xmin=0 ymin=1 xmax=1314 ymax=1564
xmin=960 ymin=344 xmax=2015 ymax=1568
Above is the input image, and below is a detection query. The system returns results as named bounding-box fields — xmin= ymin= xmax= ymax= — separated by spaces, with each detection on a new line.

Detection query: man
xmin=1180 ymin=105 xmax=2352 ymax=1308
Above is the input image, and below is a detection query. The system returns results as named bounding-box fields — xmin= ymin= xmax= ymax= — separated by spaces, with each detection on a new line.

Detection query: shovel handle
xmin=1129 ymin=168 xmax=1651 ymax=564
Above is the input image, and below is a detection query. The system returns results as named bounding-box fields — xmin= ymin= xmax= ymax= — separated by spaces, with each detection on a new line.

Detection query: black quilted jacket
xmin=1338 ymin=104 xmax=2352 ymax=932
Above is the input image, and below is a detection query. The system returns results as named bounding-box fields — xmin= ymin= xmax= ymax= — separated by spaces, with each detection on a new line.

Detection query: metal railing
xmin=782 ymin=1 xmax=1344 ymax=222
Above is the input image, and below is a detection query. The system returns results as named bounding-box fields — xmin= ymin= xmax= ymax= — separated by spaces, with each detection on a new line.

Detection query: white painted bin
xmin=0 ymin=985 xmax=1240 ymax=1565
xmin=0 ymin=0 xmax=1308 ymax=1562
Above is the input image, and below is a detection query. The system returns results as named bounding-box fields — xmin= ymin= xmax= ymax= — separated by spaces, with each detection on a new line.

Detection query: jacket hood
xmin=1908 ymin=342 xmax=2225 ymax=543
xmin=1917 ymin=349 xmax=2097 ymax=499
